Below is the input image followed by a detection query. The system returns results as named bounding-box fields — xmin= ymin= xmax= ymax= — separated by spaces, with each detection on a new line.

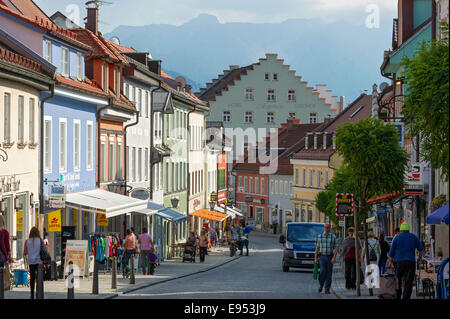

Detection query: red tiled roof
xmin=0 ymin=45 xmax=42 ymax=73
xmin=72 ymin=28 xmax=119 ymax=62
xmin=55 ymin=75 xmax=108 ymax=97
xmin=0 ymin=2 xmax=86 ymax=48
xmin=161 ymin=70 xmax=207 ymax=106
xmin=109 ymin=41 xmax=136 ymax=53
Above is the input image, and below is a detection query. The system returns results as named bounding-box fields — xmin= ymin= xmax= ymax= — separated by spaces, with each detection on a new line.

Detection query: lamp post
xmin=209 ymin=200 xmax=216 ymax=211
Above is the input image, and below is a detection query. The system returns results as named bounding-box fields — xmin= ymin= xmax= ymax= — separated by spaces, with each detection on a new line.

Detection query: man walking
xmin=387 ymin=221 xmax=424 ymax=299
xmin=138 ymin=227 xmax=154 ymax=275
xmin=314 ymin=223 xmax=338 ymax=294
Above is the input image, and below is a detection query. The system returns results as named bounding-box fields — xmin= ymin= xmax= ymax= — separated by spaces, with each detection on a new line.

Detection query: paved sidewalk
xmin=2 ymin=245 xmax=239 ymax=299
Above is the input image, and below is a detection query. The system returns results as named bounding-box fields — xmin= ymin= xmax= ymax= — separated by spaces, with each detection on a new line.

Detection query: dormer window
xmin=61 ymin=47 xmax=69 ymax=77
xmin=44 ymin=40 xmax=52 ymax=63
xmin=103 ymin=61 xmax=107 ymax=91
xmin=77 ymin=53 xmax=83 ymax=80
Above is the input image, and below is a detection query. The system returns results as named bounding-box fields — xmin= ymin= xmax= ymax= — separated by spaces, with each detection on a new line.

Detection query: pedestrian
xmin=239 ymin=233 xmax=249 ymax=256
xmin=314 ymin=223 xmax=338 ymax=294
xmin=198 ymin=229 xmax=208 ymax=263
xmin=210 ymin=228 xmax=217 ymax=247
xmin=378 ymin=234 xmax=390 ymax=275
xmin=340 ymin=227 xmax=362 ymax=290
xmin=123 ymin=229 xmax=137 ymax=277
xmin=393 ymin=227 xmax=400 ymax=239
xmin=138 ymin=227 xmax=154 ymax=275
xmin=363 ymin=231 xmax=381 ymax=265
xmin=23 ymin=227 xmax=44 ymax=299
xmin=1 ymin=215 xmax=12 ymax=291
xmin=387 ymin=221 xmax=424 ymax=299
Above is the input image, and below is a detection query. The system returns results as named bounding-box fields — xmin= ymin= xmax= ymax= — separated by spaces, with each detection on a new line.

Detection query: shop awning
xmin=215 ymin=204 xmax=243 ymax=218
xmin=155 ymin=208 xmax=187 ymax=224
xmin=134 ymin=201 xmax=167 ymax=216
xmin=191 ymin=209 xmax=228 ymax=222
xmin=426 ymin=203 xmax=449 ymax=225
xmin=65 ymin=189 xmax=148 ymax=218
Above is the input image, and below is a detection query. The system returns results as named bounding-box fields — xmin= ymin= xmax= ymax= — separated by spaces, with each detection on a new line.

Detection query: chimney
xmin=85 ymin=7 xmax=98 ymax=35
xmin=338 ymin=96 xmax=344 ymax=114
xmin=186 ymin=85 xmax=192 ymax=94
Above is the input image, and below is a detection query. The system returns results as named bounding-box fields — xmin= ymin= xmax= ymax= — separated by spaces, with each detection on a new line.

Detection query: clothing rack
xmin=88 ymin=233 xmax=122 ymax=274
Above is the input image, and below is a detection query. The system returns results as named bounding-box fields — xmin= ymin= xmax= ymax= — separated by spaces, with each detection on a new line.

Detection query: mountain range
xmin=105 ymin=13 xmax=394 ymax=102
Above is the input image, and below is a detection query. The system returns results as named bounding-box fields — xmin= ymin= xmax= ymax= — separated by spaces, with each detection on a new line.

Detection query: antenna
xmin=85 ymin=0 xmax=113 ymax=9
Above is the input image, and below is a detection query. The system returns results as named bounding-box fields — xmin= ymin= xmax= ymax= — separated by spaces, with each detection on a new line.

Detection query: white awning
xmin=134 ymin=201 xmax=167 ymax=216
xmin=219 ymin=204 xmax=243 ymax=217
xmin=65 ymin=189 xmax=148 ymax=218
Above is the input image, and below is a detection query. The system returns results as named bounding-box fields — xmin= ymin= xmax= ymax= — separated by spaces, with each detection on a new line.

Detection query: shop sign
xmin=97 ymin=213 xmax=108 ymax=226
xmin=336 ymin=193 xmax=354 ymax=216
xmin=130 ymin=188 xmax=150 ymax=200
xmin=17 ymin=210 xmax=23 ymax=231
xmin=64 ymin=240 xmax=88 ymax=277
xmin=210 ymin=193 xmax=217 ymax=202
xmin=48 ymin=209 xmax=62 ymax=232
xmin=339 ymin=220 xmax=345 ymax=227
xmin=245 ymin=197 xmax=253 ymax=203
xmin=49 ymin=185 xmax=66 ymax=208
xmin=405 ymin=163 xmax=424 ymax=194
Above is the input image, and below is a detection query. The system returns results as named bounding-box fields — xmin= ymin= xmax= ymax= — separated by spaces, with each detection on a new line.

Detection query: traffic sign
xmin=339 ymin=220 xmax=345 ymax=227
xmin=336 ymin=193 xmax=354 ymax=217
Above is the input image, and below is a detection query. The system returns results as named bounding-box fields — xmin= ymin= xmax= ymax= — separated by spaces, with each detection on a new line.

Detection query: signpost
xmin=336 ymin=193 xmax=354 ymax=217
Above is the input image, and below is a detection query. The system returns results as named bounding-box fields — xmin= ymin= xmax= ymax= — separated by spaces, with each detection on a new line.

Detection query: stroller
xmin=183 ymin=243 xmax=196 ymax=263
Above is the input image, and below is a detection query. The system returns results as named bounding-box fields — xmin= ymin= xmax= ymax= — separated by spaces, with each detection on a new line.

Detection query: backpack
xmin=369 ymin=241 xmax=378 ymax=261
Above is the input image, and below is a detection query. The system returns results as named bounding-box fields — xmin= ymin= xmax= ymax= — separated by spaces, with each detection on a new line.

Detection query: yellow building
xmin=290 ymin=94 xmax=373 ymax=225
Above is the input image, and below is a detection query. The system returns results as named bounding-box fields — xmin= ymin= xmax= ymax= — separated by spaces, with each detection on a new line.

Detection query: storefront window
xmin=15 ymin=193 xmax=27 ymax=260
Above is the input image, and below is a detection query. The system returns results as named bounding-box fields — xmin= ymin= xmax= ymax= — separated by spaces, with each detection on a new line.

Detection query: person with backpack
xmin=363 ymin=231 xmax=381 ymax=265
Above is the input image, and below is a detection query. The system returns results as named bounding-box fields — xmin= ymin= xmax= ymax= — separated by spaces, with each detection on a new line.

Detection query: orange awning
xmin=191 ymin=209 xmax=228 ymax=222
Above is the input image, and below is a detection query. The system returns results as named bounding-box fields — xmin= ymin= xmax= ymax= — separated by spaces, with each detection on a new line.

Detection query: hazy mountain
xmin=105 ymin=13 xmax=393 ymax=102
xmin=164 ymin=70 xmax=203 ymax=94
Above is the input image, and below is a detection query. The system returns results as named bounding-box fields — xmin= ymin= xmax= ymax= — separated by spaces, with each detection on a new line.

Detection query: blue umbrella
xmin=244 ymin=225 xmax=254 ymax=234
xmin=426 ymin=203 xmax=449 ymax=225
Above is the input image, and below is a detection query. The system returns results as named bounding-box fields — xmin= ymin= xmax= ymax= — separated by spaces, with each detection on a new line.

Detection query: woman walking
xmin=341 ymin=227 xmax=362 ymax=290
xmin=378 ymin=234 xmax=390 ymax=275
xmin=23 ymin=227 xmax=43 ymax=299
xmin=123 ymin=229 xmax=137 ymax=277
xmin=198 ymin=229 xmax=208 ymax=263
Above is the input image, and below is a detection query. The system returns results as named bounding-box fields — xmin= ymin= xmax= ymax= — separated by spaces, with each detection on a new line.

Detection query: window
xmin=275 ymin=181 xmax=278 ymax=194
xmin=244 ymin=176 xmax=248 ymax=193
xmin=267 ymin=89 xmax=275 ymax=101
xmin=138 ymin=89 xmax=142 ymax=114
xmin=132 ymin=86 xmax=136 ymax=104
xmin=295 ymin=168 xmax=299 ymax=185
xmin=261 ymin=178 xmax=265 ymax=194
xmin=29 ymin=98 xmax=35 ymax=143
xmin=308 ymin=207 xmax=313 ymax=222
xmin=132 ymin=147 xmax=136 ymax=182
xmin=317 ymin=169 xmax=321 ymax=188
xmin=309 ymin=113 xmax=317 ymax=123
xmin=238 ymin=176 xmax=243 ymax=189
xmin=249 ymin=177 xmax=253 ymax=193
xmin=101 ymin=140 xmax=106 ymax=181
xmin=3 ymin=93 xmax=11 ymax=143
xmin=61 ymin=47 xmax=69 ymax=76
xmin=165 ymin=162 xmax=169 ymax=192
xmin=125 ymin=83 xmax=129 ymax=98
xmin=325 ymin=170 xmax=329 ymax=185
xmin=18 ymin=96 xmax=24 ymax=143
xmin=273 ymin=73 xmax=278 ymax=80
xmin=171 ymin=162 xmax=174 ymax=192
xmin=44 ymin=40 xmax=52 ymax=62
xmin=103 ymin=62 xmax=108 ymax=91
xmin=265 ymin=73 xmax=269 ymax=80
xmin=223 ymin=111 xmax=231 ymax=122
xmin=255 ymin=177 xmax=259 ymax=194
xmin=245 ymin=88 xmax=254 ymax=100
xmin=285 ymin=181 xmax=289 ymax=195
xmin=77 ymin=53 xmax=83 ymax=80
xmin=145 ymin=148 xmax=149 ymax=181
xmin=117 ymin=142 xmax=122 ymax=180
xmin=138 ymin=148 xmax=142 ymax=181
xmin=245 ymin=111 xmax=253 ymax=123
xmin=109 ymin=140 xmax=115 ymax=181
xmin=302 ymin=168 xmax=306 ymax=186
xmin=87 ymin=122 xmax=93 ymax=170
xmin=288 ymin=90 xmax=296 ymax=101
xmin=114 ymin=67 xmax=119 ymax=95
xmin=289 ymin=112 xmax=296 ymax=119
xmin=309 ymin=169 xmax=313 ymax=187
xmin=73 ymin=120 xmax=80 ymax=171
xmin=59 ymin=119 xmax=67 ymax=172
xmin=44 ymin=117 xmax=52 ymax=172
xmin=267 ymin=112 xmax=274 ymax=123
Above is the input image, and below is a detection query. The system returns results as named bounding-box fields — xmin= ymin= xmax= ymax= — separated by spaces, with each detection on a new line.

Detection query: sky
xmin=34 ymin=0 xmax=398 ymax=33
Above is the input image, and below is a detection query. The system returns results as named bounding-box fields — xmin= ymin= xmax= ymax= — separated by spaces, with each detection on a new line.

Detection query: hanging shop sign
xmin=405 ymin=163 xmax=424 ymax=195
xmin=97 ymin=213 xmax=108 ymax=226
xmin=336 ymin=193 xmax=354 ymax=216
xmin=48 ymin=209 xmax=62 ymax=232
xmin=64 ymin=240 xmax=88 ymax=277
xmin=130 ymin=188 xmax=150 ymax=200
xmin=210 ymin=193 xmax=218 ymax=202
xmin=49 ymin=185 xmax=66 ymax=208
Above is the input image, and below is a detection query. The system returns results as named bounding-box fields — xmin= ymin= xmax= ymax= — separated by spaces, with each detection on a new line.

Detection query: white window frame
xmin=109 ymin=138 xmax=116 ymax=181
xmin=117 ymin=140 xmax=123 ymax=180
xmin=103 ymin=61 xmax=108 ymax=91
xmin=289 ymin=112 xmax=296 ymax=119
xmin=61 ymin=47 xmax=69 ymax=77
xmin=132 ymin=147 xmax=136 ymax=182
xmin=288 ymin=90 xmax=296 ymax=101
xmin=261 ymin=178 xmax=265 ymax=195
xmin=86 ymin=121 xmax=94 ymax=170
xmin=44 ymin=40 xmax=52 ymax=63
xmin=73 ymin=120 xmax=81 ymax=171
xmin=267 ymin=89 xmax=275 ymax=101
xmin=43 ymin=116 xmax=52 ymax=173
xmin=245 ymin=88 xmax=254 ymax=100
xmin=145 ymin=147 xmax=149 ymax=181
xmin=29 ymin=98 xmax=35 ymax=144
xmin=145 ymin=91 xmax=149 ymax=118
xmin=223 ymin=111 xmax=231 ymax=122
xmin=100 ymin=135 xmax=107 ymax=181
xmin=245 ymin=111 xmax=253 ymax=123
xmin=267 ymin=112 xmax=274 ymax=123
xmin=18 ymin=95 xmax=24 ymax=144
xmin=59 ymin=118 xmax=67 ymax=173
xmin=3 ymin=92 xmax=11 ymax=143
xmin=273 ymin=73 xmax=278 ymax=81
xmin=138 ymin=148 xmax=142 ymax=182
xmin=310 ymin=113 xmax=317 ymax=124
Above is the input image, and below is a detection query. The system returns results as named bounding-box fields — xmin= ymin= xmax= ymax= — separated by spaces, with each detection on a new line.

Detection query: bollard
xmin=0 ymin=266 xmax=4 ymax=299
xmin=92 ymin=259 xmax=99 ymax=295
xmin=129 ymin=254 xmax=135 ymax=284
xmin=67 ymin=261 xmax=74 ymax=299
xmin=36 ymin=263 xmax=44 ymax=299
xmin=111 ymin=257 xmax=117 ymax=289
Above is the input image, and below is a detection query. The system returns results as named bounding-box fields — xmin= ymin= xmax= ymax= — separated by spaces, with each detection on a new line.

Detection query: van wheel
xmin=282 ymin=264 xmax=289 ymax=272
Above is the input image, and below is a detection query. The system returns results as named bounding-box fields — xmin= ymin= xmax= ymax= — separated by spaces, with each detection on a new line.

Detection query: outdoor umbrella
xmin=244 ymin=225 xmax=255 ymax=234
xmin=426 ymin=203 xmax=449 ymax=225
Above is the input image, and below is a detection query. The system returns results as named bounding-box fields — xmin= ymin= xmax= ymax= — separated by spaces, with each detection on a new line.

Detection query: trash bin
xmin=13 ymin=269 xmax=28 ymax=287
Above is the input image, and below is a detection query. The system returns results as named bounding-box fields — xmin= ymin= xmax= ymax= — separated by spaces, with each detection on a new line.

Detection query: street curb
xmin=103 ymin=255 xmax=242 ymax=299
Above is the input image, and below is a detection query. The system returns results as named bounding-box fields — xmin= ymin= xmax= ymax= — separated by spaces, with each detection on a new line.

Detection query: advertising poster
xmin=64 ymin=240 xmax=88 ymax=276
xmin=16 ymin=210 xmax=23 ymax=231
xmin=48 ymin=209 xmax=62 ymax=232
xmin=97 ymin=213 xmax=108 ymax=226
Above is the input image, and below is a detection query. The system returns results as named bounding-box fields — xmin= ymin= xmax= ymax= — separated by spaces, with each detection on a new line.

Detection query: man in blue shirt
xmin=387 ymin=221 xmax=424 ymax=299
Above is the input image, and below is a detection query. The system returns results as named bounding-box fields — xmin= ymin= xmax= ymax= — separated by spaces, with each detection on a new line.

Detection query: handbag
xmin=40 ymin=239 xmax=51 ymax=263
xmin=313 ymin=263 xmax=319 ymax=280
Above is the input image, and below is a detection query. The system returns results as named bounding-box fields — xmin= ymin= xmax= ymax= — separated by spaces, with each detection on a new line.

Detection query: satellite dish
xmin=379 ymin=82 xmax=389 ymax=92
xmin=110 ymin=36 xmax=120 ymax=45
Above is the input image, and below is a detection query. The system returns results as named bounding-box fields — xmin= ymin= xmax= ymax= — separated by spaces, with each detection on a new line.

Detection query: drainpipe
xmin=123 ymin=110 xmax=140 ymax=195
xmin=96 ymin=98 xmax=112 ymax=188
xmin=39 ymin=84 xmax=55 ymax=223
xmin=187 ymin=104 xmax=197 ymax=234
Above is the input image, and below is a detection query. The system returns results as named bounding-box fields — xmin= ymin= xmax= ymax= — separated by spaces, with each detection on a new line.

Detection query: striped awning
xmin=191 ymin=209 xmax=228 ymax=222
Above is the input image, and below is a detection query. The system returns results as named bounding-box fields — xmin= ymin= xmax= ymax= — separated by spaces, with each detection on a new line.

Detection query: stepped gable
xmin=197 ymin=53 xmax=333 ymax=107
xmin=0 ymin=1 xmax=89 ymax=50
xmin=292 ymin=93 xmax=372 ymax=161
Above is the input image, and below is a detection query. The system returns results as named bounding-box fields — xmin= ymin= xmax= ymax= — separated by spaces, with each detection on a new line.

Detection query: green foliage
xmin=400 ymin=23 xmax=449 ymax=181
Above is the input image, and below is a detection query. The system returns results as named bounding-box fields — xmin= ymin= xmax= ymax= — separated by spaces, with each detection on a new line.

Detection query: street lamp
xmin=171 ymin=197 xmax=179 ymax=209
xmin=209 ymin=200 xmax=216 ymax=210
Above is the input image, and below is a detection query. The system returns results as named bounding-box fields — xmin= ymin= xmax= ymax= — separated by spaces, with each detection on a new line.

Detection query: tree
xmin=400 ymin=23 xmax=449 ymax=181
xmin=334 ymin=117 xmax=409 ymax=295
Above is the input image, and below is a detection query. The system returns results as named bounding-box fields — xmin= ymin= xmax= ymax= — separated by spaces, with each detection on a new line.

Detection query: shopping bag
xmin=313 ymin=263 xmax=318 ymax=280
